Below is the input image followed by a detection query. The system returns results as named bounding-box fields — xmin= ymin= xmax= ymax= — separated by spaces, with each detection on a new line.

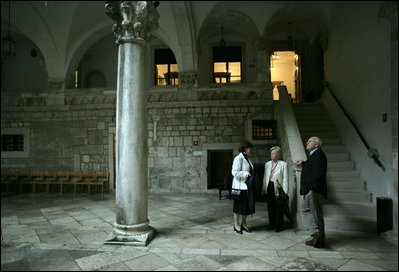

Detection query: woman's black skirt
xmin=233 ymin=190 xmax=252 ymax=215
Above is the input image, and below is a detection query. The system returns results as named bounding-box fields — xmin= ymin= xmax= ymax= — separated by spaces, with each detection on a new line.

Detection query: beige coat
xmin=263 ymin=160 xmax=288 ymax=196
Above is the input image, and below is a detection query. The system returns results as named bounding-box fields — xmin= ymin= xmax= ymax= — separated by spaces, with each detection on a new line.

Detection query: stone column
xmin=104 ymin=1 xmax=159 ymax=246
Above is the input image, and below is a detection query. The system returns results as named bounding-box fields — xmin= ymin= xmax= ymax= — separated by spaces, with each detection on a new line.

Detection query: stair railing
xmin=324 ymin=81 xmax=385 ymax=171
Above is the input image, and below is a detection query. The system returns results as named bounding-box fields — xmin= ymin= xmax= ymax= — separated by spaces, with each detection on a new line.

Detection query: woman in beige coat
xmin=262 ymin=146 xmax=288 ymax=232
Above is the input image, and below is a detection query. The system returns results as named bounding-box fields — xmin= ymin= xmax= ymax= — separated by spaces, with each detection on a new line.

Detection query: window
xmin=213 ymin=46 xmax=242 ymax=83
xmin=252 ymin=120 xmax=276 ymax=140
xmin=1 ymin=134 xmax=24 ymax=151
xmin=154 ymin=49 xmax=178 ymax=85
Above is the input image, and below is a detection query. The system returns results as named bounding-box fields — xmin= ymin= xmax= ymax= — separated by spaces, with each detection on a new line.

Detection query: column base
xmin=104 ymin=221 xmax=157 ymax=246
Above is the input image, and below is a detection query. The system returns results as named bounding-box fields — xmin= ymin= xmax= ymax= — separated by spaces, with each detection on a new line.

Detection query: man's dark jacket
xmin=300 ymin=148 xmax=328 ymax=198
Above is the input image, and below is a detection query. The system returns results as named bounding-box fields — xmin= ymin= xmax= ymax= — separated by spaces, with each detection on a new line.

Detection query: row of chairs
xmin=1 ymin=171 xmax=109 ymax=198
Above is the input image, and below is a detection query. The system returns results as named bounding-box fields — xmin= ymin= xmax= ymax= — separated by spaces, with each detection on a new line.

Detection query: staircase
xmin=293 ymin=102 xmax=376 ymax=233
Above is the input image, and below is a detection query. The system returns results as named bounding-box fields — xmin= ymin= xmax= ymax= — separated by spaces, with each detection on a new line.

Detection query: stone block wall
xmin=1 ymin=86 xmax=275 ymax=193
xmin=147 ymin=103 xmax=275 ymax=192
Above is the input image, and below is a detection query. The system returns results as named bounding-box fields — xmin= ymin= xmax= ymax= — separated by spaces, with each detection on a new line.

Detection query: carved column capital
xmin=105 ymin=1 xmax=159 ymax=44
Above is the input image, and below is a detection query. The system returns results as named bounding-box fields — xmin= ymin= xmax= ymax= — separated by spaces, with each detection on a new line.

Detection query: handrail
xmin=324 ymin=81 xmax=385 ymax=171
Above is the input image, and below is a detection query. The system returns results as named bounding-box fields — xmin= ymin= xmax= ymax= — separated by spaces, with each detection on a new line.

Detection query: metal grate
xmin=252 ymin=120 xmax=276 ymax=140
xmin=1 ymin=134 xmax=24 ymax=151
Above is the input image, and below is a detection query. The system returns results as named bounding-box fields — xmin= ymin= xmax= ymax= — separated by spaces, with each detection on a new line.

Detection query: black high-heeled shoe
xmin=241 ymin=225 xmax=252 ymax=233
xmin=234 ymin=226 xmax=243 ymax=234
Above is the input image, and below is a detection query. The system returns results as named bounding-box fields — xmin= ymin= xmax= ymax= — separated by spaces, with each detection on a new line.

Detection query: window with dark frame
xmin=1 ymin=134 xmax=24 ymax=151
xmin=213 ymin=46 xmax=242 ymax=83
xmin=252 ymin=120 xmax=277 ymax=140
xmin=154 ymin=49 xmax=178 ymax=86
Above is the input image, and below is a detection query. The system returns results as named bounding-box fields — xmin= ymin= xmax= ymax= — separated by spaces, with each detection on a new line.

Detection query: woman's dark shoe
xmin=267 ymin=225 xmax=275 ymax=230
xmin=234 ymin=226 xmax=243 ymax=234
xmin=275 ymin=228 xmax=283 ymax=232
xmin=241 ymin=225 xmax=252 ymax=233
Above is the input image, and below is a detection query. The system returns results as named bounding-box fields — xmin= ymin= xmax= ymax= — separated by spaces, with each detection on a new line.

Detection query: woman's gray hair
xmin=270 ymin=146 xmax=282 ymax=155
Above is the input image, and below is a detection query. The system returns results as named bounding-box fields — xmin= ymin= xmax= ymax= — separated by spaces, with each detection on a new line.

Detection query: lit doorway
xmin=270 ymin=51 xmax=301 ymax=103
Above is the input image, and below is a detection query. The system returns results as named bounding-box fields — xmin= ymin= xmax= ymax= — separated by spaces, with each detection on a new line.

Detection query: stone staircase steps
xmin=327 ymin=191 xmax=372 ymax=203
xmin=293 ymin=103 xmax=376 ymax=233
xmin=328 ymin=181 xmax=364 ymax=191
xmin=328 ymin=161 xmax=355 ymax=170
xmin=326 ymin=152 xmax=350 ymax=161
xmin=323 ymin=145 xmax=348 ymax=153
xmin=323 ymin=203 xmax=376 ymax=218
xmin=327 ymin=170 xmax=358 ymax=179
xmin=324 ymin=216 xmax=376 ymax=232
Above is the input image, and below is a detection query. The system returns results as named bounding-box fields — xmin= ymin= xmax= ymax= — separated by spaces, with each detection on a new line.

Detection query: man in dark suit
xmin=296 ymin=136 xmax=327 ymax=248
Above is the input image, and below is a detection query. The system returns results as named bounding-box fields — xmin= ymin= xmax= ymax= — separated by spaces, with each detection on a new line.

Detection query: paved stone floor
xmin=1 ymin=191 xmax=398 ymax=271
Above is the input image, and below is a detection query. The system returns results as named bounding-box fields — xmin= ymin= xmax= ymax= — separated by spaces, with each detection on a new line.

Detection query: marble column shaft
xmin=105 ymin=1 xmax=159 ymax=246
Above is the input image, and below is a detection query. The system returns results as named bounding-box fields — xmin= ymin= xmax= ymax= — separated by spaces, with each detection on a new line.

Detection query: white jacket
xmin=263 ymin=160 xmax=288 ymax=196
xmin=231 ymin=152 xmax=254 ymax=190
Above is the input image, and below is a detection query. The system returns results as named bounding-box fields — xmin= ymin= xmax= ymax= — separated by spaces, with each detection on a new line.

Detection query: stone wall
xmin=1 ymin=85 xmax=276 ymax=193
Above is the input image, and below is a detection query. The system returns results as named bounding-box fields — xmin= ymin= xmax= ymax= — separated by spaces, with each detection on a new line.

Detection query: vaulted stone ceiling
xmin=1 ymin=1 xmax=334 ymax=86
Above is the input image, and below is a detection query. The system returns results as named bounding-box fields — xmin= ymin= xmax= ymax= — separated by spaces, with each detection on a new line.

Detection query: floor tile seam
xmin=252 ymin=254 xmax=290 ymax=268
xmin=338 ymin=251 xmax=384 ymax=260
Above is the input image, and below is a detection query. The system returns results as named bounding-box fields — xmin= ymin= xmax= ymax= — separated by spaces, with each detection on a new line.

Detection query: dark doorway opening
xmin=207 ymin=150 xmax=233 ymax=189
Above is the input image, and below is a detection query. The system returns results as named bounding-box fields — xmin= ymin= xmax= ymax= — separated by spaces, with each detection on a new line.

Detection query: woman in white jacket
xmin=231 ymin=140 xmax=255 ymax=234
xmin=262 ymin=146 xmax=288 ymax=232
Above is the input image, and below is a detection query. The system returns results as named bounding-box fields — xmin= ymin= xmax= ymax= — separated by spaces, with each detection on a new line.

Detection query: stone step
xmin=299 ymin=128 xmax=338 ymax=135
xmin=326 ymin=176 xmax=362 ymax=183
xmin=324 ymin=216 xmax=376 ymax=233
xmin=327 ymin=161 xmax=355 ymax=170
xmin=319 ymin=138 xmax=342 ymax=145
xmin=296 ymin=116 xmax=331 ymax=122
xmin=323 ymin=203 xmax=376 ymax=218
xmin=327 ymin=170 xmax=358 ymax=179
xmin=328 ymin=181 xmax=364 ymax=191
xmin=327 ymin=191 xmax=372 ymax=203
xmin=322 ymin=145 xmax=347 ymax=153
xmin=301 ymin=132 xmax=339 ymax=139
xmin=297 ymin=121 xmax=333 ymax=128
xmin=326 ymin=152 xmax=350 ymax=161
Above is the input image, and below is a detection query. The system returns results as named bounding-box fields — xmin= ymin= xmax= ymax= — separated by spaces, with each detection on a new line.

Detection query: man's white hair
xmin=313 ymin=136 xmax=322 ymax=148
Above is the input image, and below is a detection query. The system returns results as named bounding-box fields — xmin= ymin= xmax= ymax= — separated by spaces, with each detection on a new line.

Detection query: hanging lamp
xmin=2 ymin=1 xmax=16 ymax=57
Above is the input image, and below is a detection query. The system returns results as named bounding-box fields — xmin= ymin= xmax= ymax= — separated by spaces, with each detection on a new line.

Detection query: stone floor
xmin=1 ymin=191 xmax=398 ymax=271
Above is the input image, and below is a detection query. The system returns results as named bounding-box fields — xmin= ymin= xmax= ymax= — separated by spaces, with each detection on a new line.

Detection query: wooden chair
xmin=42 ymin=172 xmax=58 ymax=193
xmin=1 ymin=171 xmax=11 ymax=193
xmin=30 ymin=171 xmax=45 ymax=193
xmin=56 ymin=172 xmax=70 ymax=195
xmin=69 ymin=172 xmax=81 ymax=195
xmin=17 ymin=171 xmax=31 ymax=194
xmin=90 ymin=172 xmax=109 ymax=199
xmin=71 ymin=172 xmax=94 ymax=195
